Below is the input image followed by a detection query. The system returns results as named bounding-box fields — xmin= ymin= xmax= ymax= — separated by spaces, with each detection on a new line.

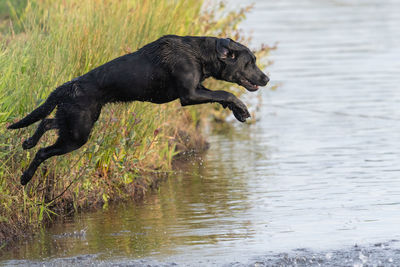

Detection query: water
xmin=2 ymin=0 xmax=400 ymax=265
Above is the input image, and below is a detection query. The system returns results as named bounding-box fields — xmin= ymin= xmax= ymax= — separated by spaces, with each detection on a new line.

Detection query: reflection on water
xmin=2 ymin=0 xmax=400 ymax=265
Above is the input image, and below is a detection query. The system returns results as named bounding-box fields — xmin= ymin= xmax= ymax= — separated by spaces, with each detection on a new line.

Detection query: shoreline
xmin=0 ymin=0 xmax=272 ymax=251
xmin=0 ymin=111 xmax=210 ymax=249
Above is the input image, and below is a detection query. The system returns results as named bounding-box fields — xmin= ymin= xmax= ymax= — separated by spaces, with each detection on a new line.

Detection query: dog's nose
xmin=261 ymin=75 xmax=269 ymax=86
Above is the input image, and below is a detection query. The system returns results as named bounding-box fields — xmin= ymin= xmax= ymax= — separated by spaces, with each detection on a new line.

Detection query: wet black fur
xmin=7 ymin=35 xmax=269 ymax=185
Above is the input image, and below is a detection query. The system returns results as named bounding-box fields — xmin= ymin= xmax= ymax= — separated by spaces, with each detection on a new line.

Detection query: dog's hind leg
xmin=20 ymin=104 xmax=99 ymax=185
xmin=22 ymin=119 xmax=58 ymax=150
xmin=20 ymin=136 xmax=88 ymax=185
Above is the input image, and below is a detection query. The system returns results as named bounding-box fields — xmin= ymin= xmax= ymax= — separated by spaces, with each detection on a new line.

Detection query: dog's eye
xmin=230 ymin=53 xmax=235 ymax=59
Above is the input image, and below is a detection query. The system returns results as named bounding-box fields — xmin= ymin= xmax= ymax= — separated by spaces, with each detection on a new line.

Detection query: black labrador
xmin=8 ymin=35 xmax=269 ymax=185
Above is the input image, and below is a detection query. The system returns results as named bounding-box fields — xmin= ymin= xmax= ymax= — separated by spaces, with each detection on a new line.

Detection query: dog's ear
xmin=216 ymin=38 xmax=235 ymax=60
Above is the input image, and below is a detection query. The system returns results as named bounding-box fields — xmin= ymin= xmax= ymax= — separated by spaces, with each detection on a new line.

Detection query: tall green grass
xmin=0 ymin=0 xmax=272 ymax=244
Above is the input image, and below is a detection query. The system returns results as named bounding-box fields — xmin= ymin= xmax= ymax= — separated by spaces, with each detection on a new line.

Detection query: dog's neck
xmin=192 ymin=37 xmax=223 ymax=81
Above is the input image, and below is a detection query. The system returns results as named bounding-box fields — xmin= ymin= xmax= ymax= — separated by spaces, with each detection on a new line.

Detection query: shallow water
xmin=2 ymin=0 xmax=400 ymax=266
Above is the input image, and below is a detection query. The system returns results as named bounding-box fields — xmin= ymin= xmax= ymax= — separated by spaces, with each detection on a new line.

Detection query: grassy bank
xmin=0 ymin=0 xmax=271 ymax=246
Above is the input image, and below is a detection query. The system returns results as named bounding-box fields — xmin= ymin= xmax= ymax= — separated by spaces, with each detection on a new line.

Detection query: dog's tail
xmin=7 ymin=83 xmax=70 ymax=129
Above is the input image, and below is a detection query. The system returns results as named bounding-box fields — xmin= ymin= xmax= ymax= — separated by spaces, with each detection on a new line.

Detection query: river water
xmin=2 ymin=0 xmax=400 ymax=266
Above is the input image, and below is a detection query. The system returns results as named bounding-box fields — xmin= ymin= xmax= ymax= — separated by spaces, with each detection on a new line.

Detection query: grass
xmin=0 ymin=0 xmax=273 ymax=246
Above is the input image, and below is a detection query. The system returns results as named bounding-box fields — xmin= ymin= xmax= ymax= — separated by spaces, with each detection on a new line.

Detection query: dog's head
xmin=215 ymin=38 xmax=269 ymax=91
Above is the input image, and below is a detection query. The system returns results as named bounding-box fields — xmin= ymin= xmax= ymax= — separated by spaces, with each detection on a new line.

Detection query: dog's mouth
xmin=240 ymin=78 xmax=259 ymax=92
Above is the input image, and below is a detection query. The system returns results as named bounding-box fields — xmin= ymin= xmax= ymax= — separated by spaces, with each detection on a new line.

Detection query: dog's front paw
xmin=229 ymin=102 xmax=250 ymax=122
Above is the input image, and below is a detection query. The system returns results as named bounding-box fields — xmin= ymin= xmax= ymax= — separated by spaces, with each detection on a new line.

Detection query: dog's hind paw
xmin=22 ymin=138 xmax=35 ymax=150
xmin=20 ymin=172 xmax=32 ymax=185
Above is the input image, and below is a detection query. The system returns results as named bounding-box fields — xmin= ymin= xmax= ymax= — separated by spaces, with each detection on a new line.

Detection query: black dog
xmin=8 ymin=35 xmax=269 ymax=185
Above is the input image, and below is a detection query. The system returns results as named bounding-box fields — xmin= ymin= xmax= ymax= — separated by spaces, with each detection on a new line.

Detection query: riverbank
xmin=0 ymin=0 xmax=271 ymax=248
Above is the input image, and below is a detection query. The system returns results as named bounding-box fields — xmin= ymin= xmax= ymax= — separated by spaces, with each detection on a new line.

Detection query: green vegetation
xmin=0 ymin=0 xmax=271 ymax=246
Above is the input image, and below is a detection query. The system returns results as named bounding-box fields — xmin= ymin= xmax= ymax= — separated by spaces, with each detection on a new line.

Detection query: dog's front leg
xmin=180 ymin=85 xmax=250 ymax=122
